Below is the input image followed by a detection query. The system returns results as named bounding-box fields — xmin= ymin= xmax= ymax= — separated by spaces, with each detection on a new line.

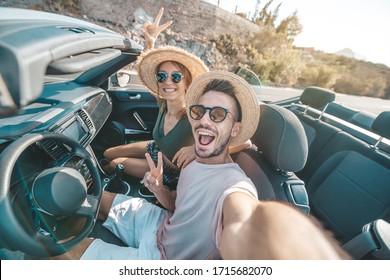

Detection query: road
xmin=127 ymin=72 xmax=390 ymax=116
xmin=257 ymin=86 xmax=390 ymax=115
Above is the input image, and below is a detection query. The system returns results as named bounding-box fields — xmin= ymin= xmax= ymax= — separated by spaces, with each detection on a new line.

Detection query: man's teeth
xmin=198 ymin=131 xmax=213 ymax=136
xmin=198 ymin=131 xmax=215 ymax=146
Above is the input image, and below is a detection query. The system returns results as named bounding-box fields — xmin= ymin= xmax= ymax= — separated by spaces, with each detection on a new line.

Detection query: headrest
xmin=251 ymin=104 xmax=308 ymax=172
xmin=372 ymin=111 xmax=390 ymax=139
xmin=300 ymin=86 xmax=336 ymax=109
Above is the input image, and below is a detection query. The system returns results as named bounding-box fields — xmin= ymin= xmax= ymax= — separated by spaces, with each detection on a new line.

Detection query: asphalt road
xmin=127 ymin=72 xmax=390 ymax=116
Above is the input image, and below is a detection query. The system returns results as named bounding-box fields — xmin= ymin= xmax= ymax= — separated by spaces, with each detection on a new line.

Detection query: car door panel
xmin=92 ymin=89 xmax=159 ymax=157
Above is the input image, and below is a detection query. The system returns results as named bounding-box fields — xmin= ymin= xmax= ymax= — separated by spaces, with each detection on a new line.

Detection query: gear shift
xmin=104 ymin=164 xmax=131 ymax=195
xmin=115 ymin=164 xmax=124 ymax=182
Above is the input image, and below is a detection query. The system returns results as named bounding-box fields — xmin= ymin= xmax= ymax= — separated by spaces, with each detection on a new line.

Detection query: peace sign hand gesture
xmin=144 ymin=151 xmax=164 ymax=193
xmin=142 ymin=7 xmax=173 ymax=50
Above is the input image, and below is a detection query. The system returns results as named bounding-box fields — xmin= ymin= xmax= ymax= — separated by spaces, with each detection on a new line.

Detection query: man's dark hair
xmin=202 ymin=79 xmax=242 ymax=122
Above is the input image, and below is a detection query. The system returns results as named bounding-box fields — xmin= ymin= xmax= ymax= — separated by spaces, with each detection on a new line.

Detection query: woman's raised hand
xmin=142 ymin=7 xmax=173 ymax=50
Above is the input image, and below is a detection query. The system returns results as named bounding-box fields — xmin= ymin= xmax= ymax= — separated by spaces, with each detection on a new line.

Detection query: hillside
xmin=2 ymin=0 xmax=390 ymax=99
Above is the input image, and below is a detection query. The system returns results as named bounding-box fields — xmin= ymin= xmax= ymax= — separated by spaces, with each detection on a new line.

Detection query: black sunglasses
xmin=155 ymin=72 xmax=184 ymax=84
xmin=189 ymin=105 xmax=235 ymax=123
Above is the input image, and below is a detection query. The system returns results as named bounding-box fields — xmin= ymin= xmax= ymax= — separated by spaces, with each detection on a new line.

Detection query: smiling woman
xmin=101 ymin=45 xmax=209 ymax=211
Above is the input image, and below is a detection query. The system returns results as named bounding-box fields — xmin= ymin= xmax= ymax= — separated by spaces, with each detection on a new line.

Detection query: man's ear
xmin=231 ymin=122 xmax=242 ymax=138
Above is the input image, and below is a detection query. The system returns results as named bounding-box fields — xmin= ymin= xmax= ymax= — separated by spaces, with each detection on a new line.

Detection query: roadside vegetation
xmin=7 ymin=0 xmax=390 ymax=99
xmin=214 ymin=0 xmax=390 ymax=99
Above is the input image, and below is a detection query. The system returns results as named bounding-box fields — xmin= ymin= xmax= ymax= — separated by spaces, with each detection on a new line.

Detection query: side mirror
xmin=110 ymin=71 xmax=132 ymax=88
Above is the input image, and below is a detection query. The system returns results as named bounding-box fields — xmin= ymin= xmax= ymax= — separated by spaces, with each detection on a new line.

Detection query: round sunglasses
xmin=189 ymin=105 xmax=235 ymax=123
xmin=155 ymin=72 xmax=184 ymax=84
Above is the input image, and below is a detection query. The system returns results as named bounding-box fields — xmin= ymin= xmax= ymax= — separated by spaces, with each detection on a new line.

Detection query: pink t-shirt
xmin=157 ymin=161 xmax=258 ymax=259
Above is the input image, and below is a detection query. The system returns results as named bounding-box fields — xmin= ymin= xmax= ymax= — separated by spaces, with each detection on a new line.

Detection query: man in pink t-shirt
xmin=57 ymin=71 xmax=347 ymax=260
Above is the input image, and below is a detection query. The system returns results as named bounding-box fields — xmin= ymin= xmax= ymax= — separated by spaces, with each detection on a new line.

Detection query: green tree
xmin=298 ymin=63 xmax=337 ymax=89
xmin=276 ymin=11 xmax=302 ymax=42
xmin=252 ymin=45 xmax=303 ymax=86
xmin=248 ymin=0 xmax=304 ymax=86
xmin=256 ymin=0 xmax=278 ymax=26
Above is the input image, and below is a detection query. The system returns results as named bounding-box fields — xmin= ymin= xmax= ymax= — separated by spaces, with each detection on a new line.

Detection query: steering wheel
xmin=0 ymin=132 xmax=102 ymax=257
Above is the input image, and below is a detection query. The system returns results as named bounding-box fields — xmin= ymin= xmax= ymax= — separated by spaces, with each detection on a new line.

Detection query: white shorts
xmin=81 ymin=194 xmax=167 ymax=260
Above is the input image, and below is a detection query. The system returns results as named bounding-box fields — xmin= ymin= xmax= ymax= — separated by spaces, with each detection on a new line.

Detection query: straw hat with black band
xmin=185 ymin=70 xmax=260 ymax=146
xmin=136 ymin=46 xmax=209 ymax=96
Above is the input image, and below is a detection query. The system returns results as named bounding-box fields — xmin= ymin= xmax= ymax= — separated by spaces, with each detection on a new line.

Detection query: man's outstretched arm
xmin=220 ymin=192 xmax=349 ymax=259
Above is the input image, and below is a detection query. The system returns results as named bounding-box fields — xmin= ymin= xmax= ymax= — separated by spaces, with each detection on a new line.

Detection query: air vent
xmin=58 ymin=26 xmax=95 ymax=34
xmin=39 ymin=139 xmax=68 ymax=161
xmin=78 ymin=110 xmax=94 ymax=132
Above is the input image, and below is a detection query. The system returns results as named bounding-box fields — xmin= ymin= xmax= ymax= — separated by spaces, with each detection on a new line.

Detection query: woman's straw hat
xmin=185 ymin=70 xmax=260 ymax=146
xmin=136 ymin=46 xmax=209 ymax=96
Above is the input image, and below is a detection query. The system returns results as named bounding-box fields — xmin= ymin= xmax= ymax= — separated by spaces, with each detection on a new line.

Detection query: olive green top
xmin=152 ymin=107 xmax=194 ymax=161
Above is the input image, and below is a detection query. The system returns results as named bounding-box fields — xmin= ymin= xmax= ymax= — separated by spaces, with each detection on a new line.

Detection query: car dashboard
xmin=0 ymin=7 xmax=146 ymax=259
xmin=0 ymin=85 xmax=111 ymax=249
xmin=1 ymin=83 xmax=111 ymax=185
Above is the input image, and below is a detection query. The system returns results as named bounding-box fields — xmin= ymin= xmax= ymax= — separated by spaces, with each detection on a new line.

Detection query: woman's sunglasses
xmin=155 ymin=72 xmax=184 ymax=84
xmin=189 ymin=105 xmax=235 ymax=123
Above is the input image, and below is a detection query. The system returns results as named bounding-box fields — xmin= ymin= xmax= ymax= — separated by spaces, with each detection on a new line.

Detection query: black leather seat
xmin=299 ymin=86 xmax=336 ymax=111
xmin=234 ymin=104 xmax=310 ymax=213
xmin=302 ymin=111 xmax=390 ymax=246
xmin=289 ymin=86 xmax=337 ymax=147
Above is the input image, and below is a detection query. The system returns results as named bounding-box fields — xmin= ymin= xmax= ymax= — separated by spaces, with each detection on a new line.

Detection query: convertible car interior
xmin=0 ymin=8 xmax=389 ymax=260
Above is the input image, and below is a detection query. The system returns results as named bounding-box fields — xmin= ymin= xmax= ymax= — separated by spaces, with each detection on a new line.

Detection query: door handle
xmin=129 ymin=93 xmax=141 ymax=100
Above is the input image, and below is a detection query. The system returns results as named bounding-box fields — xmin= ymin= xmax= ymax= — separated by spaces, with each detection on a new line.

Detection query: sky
xmin=206 ymin=0 xmax=390 ymax=67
